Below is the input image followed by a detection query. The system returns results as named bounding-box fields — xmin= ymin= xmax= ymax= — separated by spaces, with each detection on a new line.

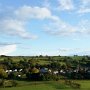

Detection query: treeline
xmin=0 ymin=55 xmax=90 ymax=81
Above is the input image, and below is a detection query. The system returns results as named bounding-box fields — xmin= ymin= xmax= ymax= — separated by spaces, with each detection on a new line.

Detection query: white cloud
xmin=0 ymin=42 xmax=20 ymax=46
xmin=58 ymin=48 xmax=83 ymax=56
xmin=44 ymin=16 xmax=90 ymax=37
xmin=0 ymin=5 xmax=59 ymax=39
xmin=44 ymin=19 xmax=79 ymax=36
xmin=0 ymin=44 xmax=17 ymax=55
xmin=57 ymin=0 xmax=90 ymax=14
xmin=59 ymin=48 xmax=81 ymax=52
xmin=14 ymin=6 xmax=52 ymax=20
xmin=58 ymin=48 xmax=90 ymax=56
xmin=14 ymin=5 xmax=61 ymax=22
xmin=0 ymin=5 xmax=89 ymax=40
xmin=57 ymin=0 xmax=74 ymax=11
xmin=14 ymin=6 xmax=61 ymax=38
xmin=77 ymin=20 xmax=90 ymax=35
xmin=0 ymin=19 xmax=37 ymax=39
xmin=78 ymin=8 xmax=90 ymax=14
xmin=78 ymin=0 xmax=90 ymax=14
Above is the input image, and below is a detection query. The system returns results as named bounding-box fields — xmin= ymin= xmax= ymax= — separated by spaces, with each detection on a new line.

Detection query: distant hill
xmin=70 ymin=51 xmax=90 ymax=56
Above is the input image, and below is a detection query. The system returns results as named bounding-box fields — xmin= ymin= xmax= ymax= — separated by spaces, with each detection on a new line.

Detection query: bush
xmin=40 ymin=73 xmax=59 ymax=81
xmin=65 ymin=80 xmax=81 ymax=89
xmin=0 ymin=79 xmax=3 ymax=87
xmin=0 ymin=69 xmax=8 ymax=79
xmin=1 ymin=80 xmax=17 ymax=88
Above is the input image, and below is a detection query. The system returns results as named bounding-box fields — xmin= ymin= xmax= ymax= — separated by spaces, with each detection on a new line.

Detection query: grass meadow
xmin=0 ymin=80 xmax=90 ymax=90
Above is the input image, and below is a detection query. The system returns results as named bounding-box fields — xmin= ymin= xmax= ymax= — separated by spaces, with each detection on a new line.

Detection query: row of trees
xmin=0 ymin=55 xmax=90 ymax=80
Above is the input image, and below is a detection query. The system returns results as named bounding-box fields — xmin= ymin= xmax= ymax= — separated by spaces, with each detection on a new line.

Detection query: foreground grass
xmin=0 ymin=81 xmax=71 ymax=90
xmin=75 ymin=80 xmax=90 ymax=90
xmin=0 ymin=80 xmax=90 ymax=90
xmin=0 ymin=84 xmax=56 ymax=90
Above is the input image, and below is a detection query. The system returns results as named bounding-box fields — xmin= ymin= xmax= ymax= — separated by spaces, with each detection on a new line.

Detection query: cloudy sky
xmin=0 ymin=0 xmax=90 ymax=56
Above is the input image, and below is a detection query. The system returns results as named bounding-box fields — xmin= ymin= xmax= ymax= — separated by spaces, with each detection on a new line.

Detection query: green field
xmin=75 ymin=80 xmax=90 ymax=90
xmin=0 ymin=81 xmax=70 ymax=90
xmin=0 ymin=80 xmax=90 ymax=90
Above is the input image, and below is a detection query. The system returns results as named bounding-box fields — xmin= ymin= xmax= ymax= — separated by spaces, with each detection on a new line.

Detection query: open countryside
xmin=0 ymin=55 xmax=90 ymax=90
xmin=0 ymin=0 xmax=90 ymax=90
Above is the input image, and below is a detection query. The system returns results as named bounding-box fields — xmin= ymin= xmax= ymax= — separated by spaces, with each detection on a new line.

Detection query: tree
xmin=50 ymin=62 xmax=61 ymax=69
xmin=0 ymin=68 xmax=8 ymax=79
xmin=31 ymin=67 xmax=39 ymax=74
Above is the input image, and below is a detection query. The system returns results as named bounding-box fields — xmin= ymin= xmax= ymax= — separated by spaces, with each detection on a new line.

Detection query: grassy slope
xmin=0 ymin=81 xmax=71 ymax=90
xmin=76 ymin=80 xmax=90 ymax=90
xmin=0 ymin=80 xmax=90 ymax=90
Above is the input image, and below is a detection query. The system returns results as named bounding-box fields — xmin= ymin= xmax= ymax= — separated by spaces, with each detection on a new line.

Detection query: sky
xmin=0 ymin=0 xmax=90 ymax=56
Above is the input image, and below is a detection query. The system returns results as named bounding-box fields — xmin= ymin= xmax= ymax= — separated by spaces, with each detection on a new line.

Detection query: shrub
xmin=1 ymin=80 xmax=17 ymax=88
xmin=0 ymin=69 xmax=8 ymax=79
xmin=40 ymin=73 xmax=59 ymax=81
xmin=0 ymin=79 xmax=3 ymax=87
xmin=65 ymin=80 xmax=81 ymax=89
